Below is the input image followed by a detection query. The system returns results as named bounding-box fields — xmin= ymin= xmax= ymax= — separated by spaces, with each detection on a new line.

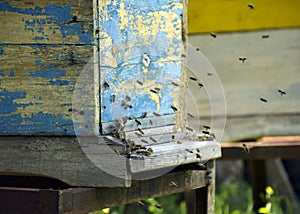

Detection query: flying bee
xmin=196 ymin=47 xmax=200 ymax=51
xmin=196 ymin=148 xmax=201 ymax=153
xmin=210 ymin=32 xmax=217 ymax=38
xmin=171 ymin=105 xmax=178 ymax=112
xmin=172 ymin=81 xmax=180 ymax=86
xmin=124 ymin=104 xmax=133 ymax=109
xmin=186 ymin=148 xmax=193 ymax=153
xmin=207 ymin=72 xmax=213 ymax=76
xmin=242 ymin=143 xmax=250 ymax=153
xmin=260 ymin=97 xmax=268 ymax=103
xmin=136 ymin=80 xmax=143 ymax=85
xmin=239 ymin=57 xmax=247 ymax=63
xmin=196 ymin=153 xmax=201 ymax=159
xmin=170 ymin=181 xmax=178 ymax=187
xmin=153 ymin=112 xmax=161 ymax=117
xmin=150 ymin=136 xmax=157 ymax=142
xmin=135 ymin=119 xmax=142 ymax=126
xmin=278 ymin=89 xmax=286 ymax=96
xmin=137 ymin=128 xmax=144 ymax=135
xmin=202 ymin=130 xmax=210 ymax=135
xmin=181 ymin=53 xmax=186 ymax=58
xmin=198 ymin=83 xmax=204 ymax=88
xmin=187 ymin=113 xmax=194 ymax=118
xmin=203 ymin=125 xmax=211 ymax=130
xmin=154 ymin=87 xmax=161 ymax=92
xmin=137 ymin=201 xmax=144 ymax=206
xmin=150 ymin=89 xmax=158 ymax=94
xmin=189 ymin=76 xmax=197 ymax=81
xmin=262 ymin=34 xmax=270 ymax=39
xmin=186 ymin=126 xmax=194 ymax=132
xmin=172 ymin=134 xmax=175 ymax=140
xmin=248 ymin=4 xmax=254 ymax=10
xmin=114 ymin=148 xmax=120 ymax=155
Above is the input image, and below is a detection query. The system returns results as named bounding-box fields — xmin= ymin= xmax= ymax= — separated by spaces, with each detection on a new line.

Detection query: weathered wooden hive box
xmin=0 ymin=0 xmax=221 ymax=187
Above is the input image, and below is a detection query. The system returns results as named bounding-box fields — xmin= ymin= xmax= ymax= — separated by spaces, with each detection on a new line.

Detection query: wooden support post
xmin=185 ymin=160 xmax=216 ymax=214
xmin=250 ymin=160 xmax=266 ymax=213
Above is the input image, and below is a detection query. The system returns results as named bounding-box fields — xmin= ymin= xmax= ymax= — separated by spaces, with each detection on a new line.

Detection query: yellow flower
xmin=266 ymin=186 xmax=274 ymax=196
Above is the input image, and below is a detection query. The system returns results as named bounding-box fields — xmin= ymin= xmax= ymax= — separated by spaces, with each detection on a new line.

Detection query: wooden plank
xmin=0 ymin=45 xmax=96 ymax=135
xmin=221 ymin=141 xmax=300 ymax=160
xmin=58 ymin=168 xmax=207 ymax=213
xmin=0 ymin=137 xmax=128 ymax=187
xmin=129 ymin=140 xmax=221 ymax=173
xmin=188 ymin=0 xmax=300 ymax=33
xmin=0 ymin=0 xmax=94 ymax=44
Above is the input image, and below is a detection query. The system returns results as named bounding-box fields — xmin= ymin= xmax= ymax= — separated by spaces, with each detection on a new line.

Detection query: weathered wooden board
xmin=188 ymin=29 xmax=300 ymax=141
xmin=0 ymin=0 xmax=96 ymax=135
xmin=0 ymin=136 xmax=128 ymax=187
xmin=0 ymin=0 xmax=94 ymax=44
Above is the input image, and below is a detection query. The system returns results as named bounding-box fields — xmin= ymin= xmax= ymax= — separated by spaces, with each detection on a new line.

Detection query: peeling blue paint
xmin=0 ymin=70 xmax=4 ymax=77
xmin=0 ymin=112 xmax=75 ymax=135
xmin=0 ymin=91 xmax=31 ymax=114
xmin=30 ymin=69 xmax=66 ymax=79
xmin=9 ymin=70 xmax=15 ymax=76
xmin=0 ymin=49 xmax=4 ymax=55
xmin=50 ymin=79 xmax=69 ymax=85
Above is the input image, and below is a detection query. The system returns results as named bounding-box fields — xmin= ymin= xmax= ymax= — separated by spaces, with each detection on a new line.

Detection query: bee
xmin=150 ymin=89 xmax=158 ymax=94
xmin=111 ymin=94 xmax=115 ymax=103
xmin=207 ymin=72 xmax=213 ymax=76
xmin=150 ymin=136 xmax=157 ymax=142
xmin=189 ymin=76 xmax=197 ymax=81
xmin=114 ymin=148 xmax=120 ymax=155
xmin=278 ymin=89 xmax=286 ymax=96
xmin=103 ymin=81 xmax=110 ymax=89
xmin=141 ymin=112 xmax=147 ymax=118
xmin=153 ymin=112 xmax=161 ymax=117
xmin=135 ymin=132 xmax=143 ymax=137
xmin=196 ymin=153 xmax=201 ymax=159
xmin=239 ymin=57 xmax=247 ymax=63
xmin=154 ymin=87 xmax=161 ymax=92
xmin=170 ymin=181 xmax=178 ymax=187
xmin=186 ymin=126 xmax=194 ymax=132
xmin=137 ymin=201 xmax=144 ymax=206
xmin=121 ymin=100 xmax=126 ymax=107
xmin=171 ymin=135 xmax=176 ymax=140
xmin=186 ymin=148 xmax=193 ymax=153
xmin=187 ymin=113 xmax=194 ymax=118
xmin=260 ymin=97 xmax=268 ymax=103
xmin=124 ymin=104 xmax=133 ymax=109
xmin=242 ymin=143 xmax=250 ymax=153
xmin=125 ymin=95 xmax=131 ymax=101
xmin=136 ymin=80 xmax=143 ymax=85
xmin=155 ymin=204 xmax=162 ymax=209
xmin=135 ymin=119 xmax=142 ymax=126
xmin=262 ymin=34 xmax=270 ymax=39
xmin=172 ymin=81 xmax=180 ymax=86
xmin=177 ymin=140 xmax=182 ymax=144
xmin=138 ymin=128 xmax=144 ymax=135
xmin=141 ymin=139 xmax=149 ymax=144
xmin=181 ymin=53 xmax=186 ymax=57
xmin=147 ymin=147 xmax=153 ymax=155
xmin=196 ymin=47 xmax=200 ymax=51
xmin=248 ymin=4 xmax=254 ymax=10
xmin=198 ymin=83 xmax=204 ymax=88
xmin=203 ymin=125 xmax=211 ymax=130
xmin=196 ymin=148 xmax=201 ymax=153
xmin=202 ymin=130 xmax=210 ymax=135
xmin=142 ymin=53 xmax=150 ymax=67
xmin=210 ymin=32 xmax=217 ymax=38
xmin=149 ymin=119 xmax=153 ymax=125
xmin=171 ymin=105 xmax=178 ymax=112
